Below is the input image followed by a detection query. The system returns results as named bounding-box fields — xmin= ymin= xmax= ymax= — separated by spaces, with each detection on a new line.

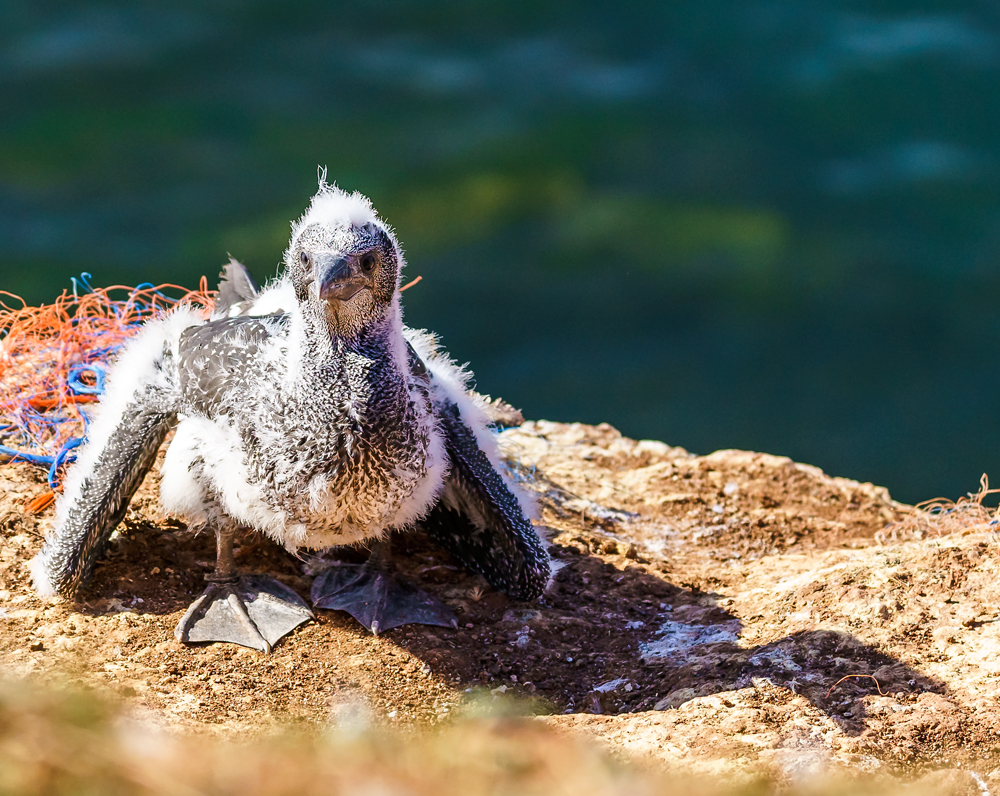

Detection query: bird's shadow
xmin=377 ymin=537 xmax=946 ymax=736
xmin=73 ymin=519 xmax=944 ymax=735
xmin=74 ymin=521 xmax=311 ymax=616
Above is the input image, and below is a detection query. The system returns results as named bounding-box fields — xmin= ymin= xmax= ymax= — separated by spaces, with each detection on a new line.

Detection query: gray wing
xmin=421 ymin=400 xmax=549 ymax=601
xmin=32 ymin=332 xmax=178 ymax=597
xmin=32 ymin=267 xmax=276 ymax=599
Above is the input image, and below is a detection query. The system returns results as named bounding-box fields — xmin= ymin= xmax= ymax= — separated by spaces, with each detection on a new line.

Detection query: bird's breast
xmin=244 ymin=373 xmax=441 ymax=547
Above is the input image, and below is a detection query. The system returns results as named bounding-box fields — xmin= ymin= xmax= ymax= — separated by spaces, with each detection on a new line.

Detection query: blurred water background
xmin=2 ymin=2 xmax=999 ymax=504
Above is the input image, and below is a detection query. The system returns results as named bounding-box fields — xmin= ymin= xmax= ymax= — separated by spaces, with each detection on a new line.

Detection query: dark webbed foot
xmin=311 ymin=539 xmax=457 ymax=635
xmin=175 ymin=574 xmax=314 ymax=653
xmin=175 ymin=524 xmax=312 ymax=653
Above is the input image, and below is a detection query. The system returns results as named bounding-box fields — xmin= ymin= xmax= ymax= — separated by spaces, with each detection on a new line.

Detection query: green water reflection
xmin=3 ymin=1 xmax=999 ymax=503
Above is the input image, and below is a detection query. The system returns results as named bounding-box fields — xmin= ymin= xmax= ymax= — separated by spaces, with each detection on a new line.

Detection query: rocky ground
xmin=1 ymin=420 xmax=999 ymax=792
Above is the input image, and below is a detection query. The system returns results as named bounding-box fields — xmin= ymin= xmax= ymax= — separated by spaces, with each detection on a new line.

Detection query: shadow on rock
xmin=387 ymin=540 xmax=947 ymax=736
xmin=75 ymin=523 xmax=312 ymax=617
xmin=730 ymin=629 xmax=944 ymax=735
xmin=68 ymin=515 xmax=947 ymax=739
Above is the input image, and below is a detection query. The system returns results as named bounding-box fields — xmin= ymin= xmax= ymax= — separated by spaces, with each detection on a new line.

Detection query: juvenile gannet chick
xmin=30 ymin=180 xmax=550 ymax=652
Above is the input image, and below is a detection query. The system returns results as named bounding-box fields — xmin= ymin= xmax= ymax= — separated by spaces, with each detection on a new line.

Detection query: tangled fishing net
xmin=0 ymin=274 xmax=214 ymax=495
xmin=877 ymin=473 xmax=1000 ymax=543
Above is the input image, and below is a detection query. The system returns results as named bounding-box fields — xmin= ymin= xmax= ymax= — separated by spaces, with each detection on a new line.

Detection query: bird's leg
xmin=311 ymin=535 xmax=458 ymax=635
xmin=175 ymin=525 xmax=313 ymax=653
xmin=210 ymin=523 xmax=239 ymax=582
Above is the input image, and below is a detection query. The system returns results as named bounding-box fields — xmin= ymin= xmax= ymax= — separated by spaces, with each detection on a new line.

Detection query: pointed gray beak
xmin=319 ymin=256 xmax=367 ymax=302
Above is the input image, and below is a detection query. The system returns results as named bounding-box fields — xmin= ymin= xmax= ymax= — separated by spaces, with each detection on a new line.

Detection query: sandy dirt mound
xmin=1 ymin=420 xmax=998 ymax=786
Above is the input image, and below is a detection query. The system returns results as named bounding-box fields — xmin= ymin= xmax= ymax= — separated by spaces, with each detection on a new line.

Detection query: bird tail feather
xmin=212 ymin=257 xmax=260 ymax=319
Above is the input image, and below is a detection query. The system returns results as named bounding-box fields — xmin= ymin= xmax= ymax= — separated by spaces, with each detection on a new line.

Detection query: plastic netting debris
xmin=0 ymin=273 xmax=214 ymax=488
xmin=877 ymin=473 xmax=1000 ymax=543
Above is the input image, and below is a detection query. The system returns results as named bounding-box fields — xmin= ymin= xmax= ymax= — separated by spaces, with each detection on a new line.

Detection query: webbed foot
xmin=175 ymin=574 xmax=314 ymax=653
xmin=311 ymin=540 xmax=457 ymax=634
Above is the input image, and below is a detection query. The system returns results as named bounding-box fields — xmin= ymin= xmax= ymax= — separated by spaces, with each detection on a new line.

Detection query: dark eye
xmin=360 ymin=253 xmax=377 ymax=273
xmin=299 ymin=251 xmax=309 ymax=265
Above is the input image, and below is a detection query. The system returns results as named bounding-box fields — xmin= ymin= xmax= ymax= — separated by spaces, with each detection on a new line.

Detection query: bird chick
xmin=30 ymin=180 xmax=550 ymax=651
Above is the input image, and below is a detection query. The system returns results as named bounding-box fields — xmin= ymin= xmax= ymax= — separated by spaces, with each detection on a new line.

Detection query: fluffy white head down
xmin=289 ymin=178 xmax=380 ymax=246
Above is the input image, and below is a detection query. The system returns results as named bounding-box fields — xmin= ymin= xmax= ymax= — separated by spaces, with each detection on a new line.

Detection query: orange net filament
xmin=0 ymin=276 xmax=215 ymax=486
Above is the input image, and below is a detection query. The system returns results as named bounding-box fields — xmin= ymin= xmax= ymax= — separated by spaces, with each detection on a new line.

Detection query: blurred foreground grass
xmin=0 ymin=676 xmax=981 ymax=796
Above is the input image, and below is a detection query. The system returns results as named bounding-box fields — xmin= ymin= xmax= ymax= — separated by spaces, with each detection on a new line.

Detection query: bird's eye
xmin=299 ymin=251 xmax=309 ymax=265
xmin=360 ymin=253 xmax=377 ymax=273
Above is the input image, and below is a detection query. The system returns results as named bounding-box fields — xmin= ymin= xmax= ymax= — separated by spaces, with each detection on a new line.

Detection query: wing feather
xmin=423 ymin=401 xmax=549 ymax=601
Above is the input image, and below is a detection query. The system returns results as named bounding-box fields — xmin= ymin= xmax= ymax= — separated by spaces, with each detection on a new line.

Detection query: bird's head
xmin=285 ymin=179 xmax=404 ymax=337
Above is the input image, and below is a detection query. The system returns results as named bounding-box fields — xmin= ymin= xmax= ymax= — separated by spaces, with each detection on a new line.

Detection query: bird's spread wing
xmin=30 ymin=311 xmax=193 ymax=597
xmin=34 ymin=408 xmax=174 ymax=597
xmin=33 ymin=309 xmax=287 ymax=598
xmin=422 ymin=400 xmax=550 ymax=601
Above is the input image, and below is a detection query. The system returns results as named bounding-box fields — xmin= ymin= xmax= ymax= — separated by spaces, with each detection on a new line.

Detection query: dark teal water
xmin=3 ymin=2 xmax=1000 ymax=503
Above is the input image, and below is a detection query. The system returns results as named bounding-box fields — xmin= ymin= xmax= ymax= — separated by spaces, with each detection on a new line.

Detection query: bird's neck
xmin=295 ymin=294 xmax=388 ymax=352
xmin=289 ymin=298 xmax=411 ymax=410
